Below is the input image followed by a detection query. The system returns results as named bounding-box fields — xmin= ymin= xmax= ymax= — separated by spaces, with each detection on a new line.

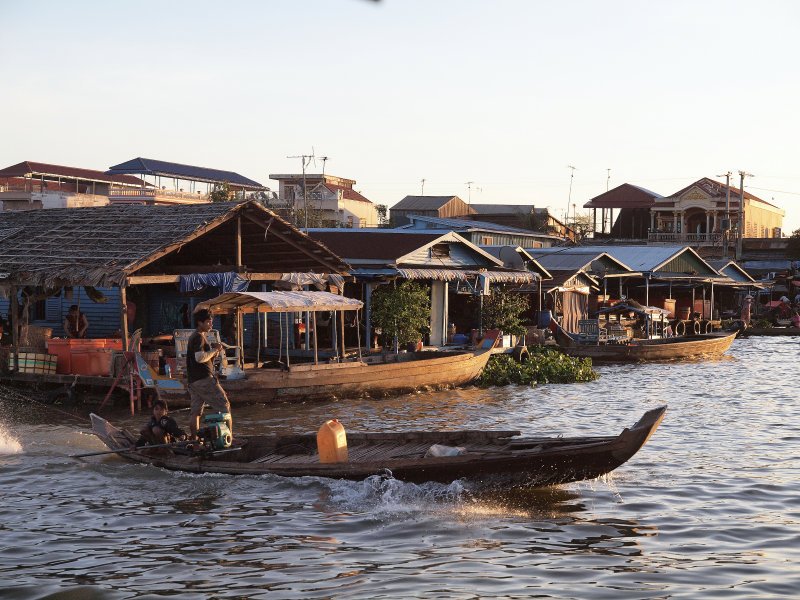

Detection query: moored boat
xmin=551 ymin=319 xmax=737 ymax=362
xmin=86 ymin=406 xmax=667 ymax=487
xmin=189 ymin=291 xmax=496 ymax=403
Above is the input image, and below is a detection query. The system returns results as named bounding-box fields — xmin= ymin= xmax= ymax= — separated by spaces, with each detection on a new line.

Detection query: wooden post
xmin=339 ymin=310 xmax=346 ymax=359
xmin=9 ymin=285 xmax=18 ymax=372
xmin=312 ymin=312 xmax=318 ymax=365
xmin=120 ymin=285 xmax=130 ymax=351
xmin=236 ymin=215 xmax=242 ymax=270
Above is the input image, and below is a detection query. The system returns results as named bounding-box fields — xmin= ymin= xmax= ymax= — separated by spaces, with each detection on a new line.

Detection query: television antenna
xmin=565 ymin=165 xmax=577 ymax=223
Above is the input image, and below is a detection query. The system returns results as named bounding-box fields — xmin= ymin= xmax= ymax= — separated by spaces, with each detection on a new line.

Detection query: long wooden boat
xmin=551 ymin=320 xmax=737 ymax=362
xmin=180 ymin=291 xmax=496 ymax=403
xmin=87 ymin=406 xmax=666 ymax=487
xmin=221 ymin=347 xmax=496 ymax=403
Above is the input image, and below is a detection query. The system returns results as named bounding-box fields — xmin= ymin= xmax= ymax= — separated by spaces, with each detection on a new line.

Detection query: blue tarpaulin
xmin=179 ymin=272 xmax=249 ymax=294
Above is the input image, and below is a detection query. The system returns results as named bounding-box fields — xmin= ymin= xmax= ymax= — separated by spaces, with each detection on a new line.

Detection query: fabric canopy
xmin=194 ymin=291 xmax=363 ymax=314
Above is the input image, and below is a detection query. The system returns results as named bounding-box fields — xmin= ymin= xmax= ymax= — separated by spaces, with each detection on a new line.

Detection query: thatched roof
xmin=0 ymin=201 xmax=350 ymax=288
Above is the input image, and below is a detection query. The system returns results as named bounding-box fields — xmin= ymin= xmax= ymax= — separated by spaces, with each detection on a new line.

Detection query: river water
xmin=1 ymin=336 xmax=799 ymax=599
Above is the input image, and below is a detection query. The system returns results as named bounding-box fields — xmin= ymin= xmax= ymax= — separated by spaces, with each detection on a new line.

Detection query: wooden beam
xmin=236 ymin=215 xmax=242 ymax=270
xmin=126 ymin=272 xmax=287 ymax=285
xmin=241 ymin=212 xmax=346 ymax=274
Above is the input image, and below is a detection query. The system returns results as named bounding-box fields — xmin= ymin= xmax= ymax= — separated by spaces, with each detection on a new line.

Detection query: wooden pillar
xmin=236 ymin=215 xmax=242 ymax=269
xmin=339 ymin=310 xmax=346 ymax=359
xmin=9 ymin=285 xmax=18 ymax=372
xmin=120 ymin=285 xmax=130 ymax=351
xmin=312 ymin=312 xmax=318 ymax=364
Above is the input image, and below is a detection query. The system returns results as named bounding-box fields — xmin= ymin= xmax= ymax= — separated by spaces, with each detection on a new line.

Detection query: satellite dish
xmin=590 ymin=260 xmax=608 ymax=277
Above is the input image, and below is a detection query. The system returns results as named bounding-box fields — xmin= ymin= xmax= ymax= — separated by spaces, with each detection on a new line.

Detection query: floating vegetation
xmin=476 ymin=348 xmax=599 ymax=387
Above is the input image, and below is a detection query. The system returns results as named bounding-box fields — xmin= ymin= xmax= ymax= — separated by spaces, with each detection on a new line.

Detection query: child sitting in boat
xmin=135 ymin=399 xmax=186 ymax=447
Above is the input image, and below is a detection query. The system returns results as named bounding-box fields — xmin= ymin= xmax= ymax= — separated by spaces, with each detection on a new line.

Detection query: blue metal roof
xmin=107 ymin=157 xmax=266 ymax=190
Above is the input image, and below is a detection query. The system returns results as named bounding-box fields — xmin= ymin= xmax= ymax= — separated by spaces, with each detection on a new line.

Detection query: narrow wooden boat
xmin=551 ymin=320 xmax=737 ymax=362
xmin=221 ymin=347 xmax=496 ymax=402
xmin=181 ymin=291 xmax=496 ymax=403
xmin=87 ymin=406 xmax=666 ymax=487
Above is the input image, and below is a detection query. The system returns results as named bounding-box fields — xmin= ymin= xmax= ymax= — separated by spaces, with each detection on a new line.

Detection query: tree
xmin=787 ymin=228 xmax=800 ymax=259
xmin=473 ymin=288 xmax=529 ymax=336
xmin=571 ymin=213 xmax=594 ymax=242
xmin=375 ymin=204 xmax=389 ymax=227
xmin=370 ymin=281 xmax=431 ymax=349
xmin=209 ymin=182 xmax=232 ymax=202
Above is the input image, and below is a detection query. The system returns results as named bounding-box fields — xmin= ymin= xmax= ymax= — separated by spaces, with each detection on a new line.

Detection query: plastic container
xmin=88 ymin=349 xmax=114 ymax=376
xmin=47 ymin=338 xmax=72 ymax=374
xmin=70 ymin=349 xmax=93 ymax=375
xmin=317 ymin=419 xmax=348 ymax=463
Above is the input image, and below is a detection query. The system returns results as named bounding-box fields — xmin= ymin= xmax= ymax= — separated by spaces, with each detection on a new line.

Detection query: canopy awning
xmin=195 ymin=291 xmax=363 ymax=314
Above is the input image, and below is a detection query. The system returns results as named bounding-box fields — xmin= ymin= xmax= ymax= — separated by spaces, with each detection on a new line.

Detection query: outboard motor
xmin=197 ymin=412 xmax=233 ymax=450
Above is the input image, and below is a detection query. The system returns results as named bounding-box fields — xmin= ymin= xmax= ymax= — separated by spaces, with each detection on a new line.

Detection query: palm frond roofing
xmin=0 ymin=201 xmax=348 ymax=288
xmin=106 ymin=157 xmax=266 ymax=190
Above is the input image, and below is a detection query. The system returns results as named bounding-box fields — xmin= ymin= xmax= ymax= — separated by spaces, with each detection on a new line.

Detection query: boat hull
xmin=219 ymin=348 xmax=495 ymax=403
xmin=87 ymin=407 xmax=666 ymax=488
xmin=551 ymin=321 xmax=737 ymax=362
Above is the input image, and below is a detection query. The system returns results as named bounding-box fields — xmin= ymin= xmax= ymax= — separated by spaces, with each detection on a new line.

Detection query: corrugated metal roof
xmin=583 ymin=183 xmax=662 ymax=209
xmin=309 ymin=230 xmax=443 ymax=261
xmin=0 ymin=161 xmax=144 ymax=186
xmin=408 ymin=214 xmax=552 ymax=235
xmin=195 ymin=291 xmax=363 ymax=313
xmin=391 ymin=195 xmax=463 ymax=210
xmin=524 ymin=248 xmax=632 ymax=273
xmin=107 ymin=157 xmax=266 ymax=190
xmin=470 ymin=204 xmax=535 ymax=214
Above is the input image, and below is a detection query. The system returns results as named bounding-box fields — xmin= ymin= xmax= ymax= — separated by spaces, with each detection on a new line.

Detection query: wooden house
xmin=389 ymin=195 xmax=474 ymax=227
xmin=308 ymin=229 xmax=535 ymax=346
xmin=0 ymin=201 xmax=350 ymax=366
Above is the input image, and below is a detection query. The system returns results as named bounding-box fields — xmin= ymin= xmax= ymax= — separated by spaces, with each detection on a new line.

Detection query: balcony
xmin=108 ymin=186 xmax=211 ymax=205
xmin=648 ymin=232 xmax=723 ymax=246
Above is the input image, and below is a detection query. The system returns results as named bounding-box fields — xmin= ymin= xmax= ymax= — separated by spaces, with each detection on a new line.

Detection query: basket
xmin=9 ymin=352 xmax=58 ymax=374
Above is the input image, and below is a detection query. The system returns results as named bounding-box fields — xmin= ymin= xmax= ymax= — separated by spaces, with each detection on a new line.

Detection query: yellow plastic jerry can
xmin=317 ymin=419 xmax=348 ymax=463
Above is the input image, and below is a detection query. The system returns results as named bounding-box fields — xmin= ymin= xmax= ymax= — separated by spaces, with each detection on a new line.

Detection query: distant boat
xmin=551 ymin=319 xmax=737 ymax=362
xmin=87 ymin=406 xmax=667 ymax=487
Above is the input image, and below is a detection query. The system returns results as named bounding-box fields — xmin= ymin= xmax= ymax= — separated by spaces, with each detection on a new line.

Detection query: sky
xmin=1 ymin=0 xmax=799 ymax=232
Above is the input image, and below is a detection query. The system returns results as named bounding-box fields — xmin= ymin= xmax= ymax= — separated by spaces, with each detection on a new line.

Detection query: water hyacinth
xmin=476 ymin=348 xmax=599 ymax=387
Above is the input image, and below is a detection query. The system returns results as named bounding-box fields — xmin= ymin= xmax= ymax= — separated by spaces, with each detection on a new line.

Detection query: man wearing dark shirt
xmin=187 ymin=308 xmax=232 ymax=438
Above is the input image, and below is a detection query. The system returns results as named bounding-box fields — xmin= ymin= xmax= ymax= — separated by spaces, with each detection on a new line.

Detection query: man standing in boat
xmin=187 ymin=309 xmax=232 ymax=439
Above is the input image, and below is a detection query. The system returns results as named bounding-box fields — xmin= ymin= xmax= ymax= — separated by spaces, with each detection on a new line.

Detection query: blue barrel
xmin=538 ymin=310 xmax=552 ymax=328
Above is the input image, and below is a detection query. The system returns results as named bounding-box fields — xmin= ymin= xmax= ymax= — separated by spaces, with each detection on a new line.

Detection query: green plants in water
xmin=476 ymin=347 xmax=599 ymax=387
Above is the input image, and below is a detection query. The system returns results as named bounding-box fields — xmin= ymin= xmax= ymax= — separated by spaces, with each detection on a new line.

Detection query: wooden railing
xmin=648 ymin=232 xmax=722 ymax=245
xmin=109 ymin=187 xmax=208 ymax=200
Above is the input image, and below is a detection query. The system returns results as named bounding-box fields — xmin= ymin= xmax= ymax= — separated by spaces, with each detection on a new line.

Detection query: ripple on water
xmin=1 ymin=336 xmax=800 ymax=598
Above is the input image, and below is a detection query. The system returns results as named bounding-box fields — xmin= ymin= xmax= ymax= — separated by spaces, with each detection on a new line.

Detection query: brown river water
xmin=1 ymin=336 xmax=798 ymax=599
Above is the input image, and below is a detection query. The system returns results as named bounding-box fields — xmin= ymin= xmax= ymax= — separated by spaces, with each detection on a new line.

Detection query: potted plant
xmin=473 ymin=288 xmax=529 ymax=345
xmin=370 ymin=281 xmax=431 ymax=353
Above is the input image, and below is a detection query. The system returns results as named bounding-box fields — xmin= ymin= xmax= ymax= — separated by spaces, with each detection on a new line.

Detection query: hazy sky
xmin=2 ymin=1 xmax=798 ymax=232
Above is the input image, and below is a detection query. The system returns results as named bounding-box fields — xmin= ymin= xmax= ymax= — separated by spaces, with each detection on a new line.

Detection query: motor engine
xmin=196 ymin=412 xmax=232 ymax=450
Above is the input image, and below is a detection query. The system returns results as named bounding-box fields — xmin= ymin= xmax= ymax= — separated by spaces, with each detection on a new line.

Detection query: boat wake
xmin=324 ymin=473 xmax=467 ymax=516
xmin=0 ymin=424 xmax=22 ymax=455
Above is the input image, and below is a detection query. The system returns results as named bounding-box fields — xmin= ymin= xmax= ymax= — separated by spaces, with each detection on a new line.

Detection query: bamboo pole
xmin=312 ymin=311 xmax=318 ymax=365
xmin=339 ymin=310 xmax=346 ymax=360
xmin=120 ymin=285 xmax=130 ymax=352
xmin=10 ymin=285 xmax=18 ymax=372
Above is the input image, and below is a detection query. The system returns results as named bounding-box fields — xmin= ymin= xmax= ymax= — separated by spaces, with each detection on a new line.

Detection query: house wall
xmin=745 ymin=201 xmax=784 ymax=238
xmin=0 ymin=287 xmax=121 ymax=338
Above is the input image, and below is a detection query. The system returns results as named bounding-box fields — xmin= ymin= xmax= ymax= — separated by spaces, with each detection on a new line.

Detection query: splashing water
xmin=0 ymin=423 xmax=22 ymax=454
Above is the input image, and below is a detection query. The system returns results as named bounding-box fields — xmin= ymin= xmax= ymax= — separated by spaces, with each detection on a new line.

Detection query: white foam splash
xmin=325 ymin=473 xmax=467 ymax=516
xmin=0 ymin=424 xmax=22 ymax=454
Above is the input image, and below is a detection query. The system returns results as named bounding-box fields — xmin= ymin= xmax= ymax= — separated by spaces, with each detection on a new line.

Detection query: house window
xmin=359 ymin=218 xmax=366 ymax=228
xmin=33 ymin=299 xmax=46 ymax=321
xmin=284 ymin=185 xmax=294 ymax=199
xmin=430 ymin=243 xmax=450 ymax=258
xmin=481 ymin=236 xmax=494 ymax=245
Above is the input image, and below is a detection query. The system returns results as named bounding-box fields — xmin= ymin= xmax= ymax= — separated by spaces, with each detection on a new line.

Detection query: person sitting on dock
xmin=187 ymin=309 xmax=233 ymax=439
xmin=64 ymin=305 xmax=89 ymax=338
xmin=135 ymin=399 xmax=186 ymax=447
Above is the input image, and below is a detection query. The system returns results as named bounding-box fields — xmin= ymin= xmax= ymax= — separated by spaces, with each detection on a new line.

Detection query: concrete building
xmin=269 ymin=173 xmax=378 ymax=228
xmin=0 ymin=161 xmax=144 ymax=211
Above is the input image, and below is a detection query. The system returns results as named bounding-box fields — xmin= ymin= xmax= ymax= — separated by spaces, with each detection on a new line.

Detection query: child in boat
xmin=135 ymin=399 xmax=186 ymax=447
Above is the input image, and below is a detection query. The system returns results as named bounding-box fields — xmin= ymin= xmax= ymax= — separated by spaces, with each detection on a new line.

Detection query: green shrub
xmin=477 ymin=348 xmax=599 ymax=387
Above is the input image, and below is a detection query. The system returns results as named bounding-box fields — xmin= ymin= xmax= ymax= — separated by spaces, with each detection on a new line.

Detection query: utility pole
xmin=717 ymin=171 xmax=732 ymax=258
xmin=287 ymin=153 xmax=314 ymax=230
xmin=421 ymin=178 xmax=426 ymax=195
xmin=606 ymin=168 xmax=611 ymax=191
xmin=736 ymin=170 xmax=753 ymax=260
xmin=565 ymin=165 xmax=577 ymax=224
